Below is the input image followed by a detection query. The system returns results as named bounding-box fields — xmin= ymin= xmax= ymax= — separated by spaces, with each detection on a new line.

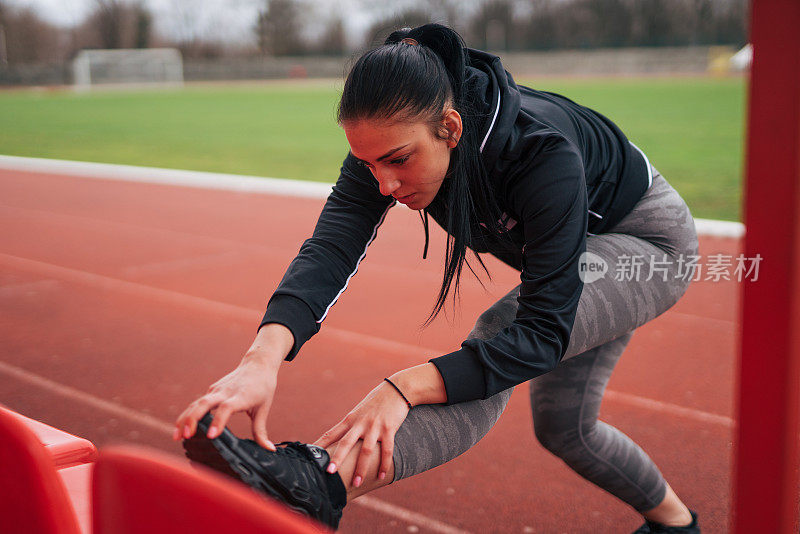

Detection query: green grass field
xmin=0 ymin=76 xmax=745 ymax=221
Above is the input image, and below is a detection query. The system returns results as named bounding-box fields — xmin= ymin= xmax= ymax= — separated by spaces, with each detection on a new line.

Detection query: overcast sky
xmin=3 ymin=0 xmax=383 ymax=45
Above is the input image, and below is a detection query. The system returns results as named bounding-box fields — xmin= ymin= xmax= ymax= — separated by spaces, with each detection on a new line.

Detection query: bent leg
xmin=391 ymin=287 xmax=519 ymax=481
xmin=530 ymin=331 xmax=668 ymax=512
xmin=332 ymin=288 xmax=520 ymax=500
xmin=563 ymin=169 xmax=699 ymax=360
xmin=528 ymin=168 xmax=698 ymax=513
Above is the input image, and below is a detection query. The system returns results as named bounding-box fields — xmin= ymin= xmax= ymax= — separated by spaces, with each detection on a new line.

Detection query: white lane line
xmin=0 ymin=202 xmax=289 ymax=256
xmin=354 ymin=496 xmax=473 ymax=534
xmin=0 ymin=251 xmax=735 ymax=427
xmin=0 ymin=201 xmax=445 ymax=283
xmin=121 ymin=250 xmax=240 ymax=278
xmin=0 ymin=155 xmax=334 ymax=198
xmin=0 ymin=201 xmax=740 ymax=329
xmin=667 ymin=310 xmax=735 ymax=327
xmin=0 ymin=252 xmax=262 ymax=324
xmin=0 ymin=198 xmax=744 ymax=297
xmin=694 ymin=219 xmax=745 ymax=239
xmin=0 ymin=360 xmax=174 ymax=434
xmin=0 ymin=252 xmax=435 ymax=364
xmin=603 ymin=390 xmax=734 ymax=428
xmin=0 ymin=359 xmax=468 ymax=532
xmin=0 ymin=155 xmax=745 ymax=238
xmin=0 ymin=278 xmax=60 ymax=297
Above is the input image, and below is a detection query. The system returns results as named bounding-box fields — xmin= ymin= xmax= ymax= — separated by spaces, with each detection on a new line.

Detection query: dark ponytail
xmin=338 ymin=23 xmax=509 ymax=328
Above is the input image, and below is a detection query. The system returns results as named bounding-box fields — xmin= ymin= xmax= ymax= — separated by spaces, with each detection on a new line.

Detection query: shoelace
xmin=270 ymin=441 xmax=321 ymax=464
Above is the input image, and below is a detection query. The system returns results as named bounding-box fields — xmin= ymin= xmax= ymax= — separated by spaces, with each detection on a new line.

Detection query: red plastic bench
xmin=58 ymin=463 xmax=94 ymax=533
xmin=0 ymin=406 xmax=83 ymax=534
xmin=92 ymin=444 xmax=331 ymax=533
xmin=0 ymin=404 xmax=97 ymax=468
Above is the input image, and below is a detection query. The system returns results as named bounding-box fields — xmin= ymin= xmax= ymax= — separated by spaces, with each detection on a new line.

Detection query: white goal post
xmin=72 ymin=48 xmax=184 ymax=91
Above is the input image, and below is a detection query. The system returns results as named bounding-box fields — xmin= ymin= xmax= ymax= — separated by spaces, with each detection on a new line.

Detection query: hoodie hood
xmin=463 ymin=48 xmax=521 ymax=174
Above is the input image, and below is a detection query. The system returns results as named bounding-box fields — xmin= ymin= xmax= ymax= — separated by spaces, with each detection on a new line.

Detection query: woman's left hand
xmin=313 ymin=379 xmax=410 ymax=487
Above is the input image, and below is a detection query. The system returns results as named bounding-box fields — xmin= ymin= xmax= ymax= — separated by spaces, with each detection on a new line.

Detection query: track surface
xmin=0 ymin=168 xmax=742 ymax=533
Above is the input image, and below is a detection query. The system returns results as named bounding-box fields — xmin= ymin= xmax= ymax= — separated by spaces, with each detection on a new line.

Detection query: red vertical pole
xmin=733 ymin=1 xmax=800 ymax=532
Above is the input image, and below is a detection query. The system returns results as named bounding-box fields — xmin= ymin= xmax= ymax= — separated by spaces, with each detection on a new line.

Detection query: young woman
xmin=177 ymin=23 xmax=701 ymax=533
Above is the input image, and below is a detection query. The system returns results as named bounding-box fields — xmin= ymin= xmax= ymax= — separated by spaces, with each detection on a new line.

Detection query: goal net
xmin=72 ymin=48 xmax=184 ymax=90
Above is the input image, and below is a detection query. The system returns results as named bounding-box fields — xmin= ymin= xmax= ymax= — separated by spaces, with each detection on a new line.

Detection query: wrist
xmin=383 ymin=378 xmax=413 ymax=408
xmin=389 ymin=363 xmax=447 ymax=406
xmin=246 ymin=323 xmax=294 ymax=368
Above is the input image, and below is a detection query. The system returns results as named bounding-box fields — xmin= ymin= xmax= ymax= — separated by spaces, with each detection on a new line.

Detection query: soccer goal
xmin=72 ymin=48 xmax=184 ymax=91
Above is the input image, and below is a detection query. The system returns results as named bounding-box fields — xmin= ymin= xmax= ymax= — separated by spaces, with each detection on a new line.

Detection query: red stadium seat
xmin=58 ymin=463 xmax=94 ymax=534
xmin=92 ymin=445 xmax=331 ymax=534
xmin=0 ymin=404 xmax=98 ymax=468
xmin=0 ymin=407 xmax=83 ymax=534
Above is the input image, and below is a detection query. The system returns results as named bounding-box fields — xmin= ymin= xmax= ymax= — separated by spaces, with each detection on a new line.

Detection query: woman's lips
xmin=396 ymin=193 xmax=415 ymax=203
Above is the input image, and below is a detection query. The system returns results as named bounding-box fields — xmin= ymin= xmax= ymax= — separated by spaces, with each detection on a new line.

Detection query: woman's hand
xmin=173 ymin=323 xmax=294 ymax=451
xmin=313 ymin=380 xmax=410 ymax=487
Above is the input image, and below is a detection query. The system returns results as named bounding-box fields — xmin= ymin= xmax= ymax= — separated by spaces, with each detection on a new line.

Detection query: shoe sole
xmin=183 ymin=414 xmax=315 ymax=519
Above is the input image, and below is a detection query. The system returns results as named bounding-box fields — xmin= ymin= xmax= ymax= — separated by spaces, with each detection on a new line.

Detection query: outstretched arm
xmin=173 ymin=323 xmax=294 ymax=450
xmin=175 ymin=152 xmax=395 ymax=448
xmin=260 ymin=152 xmax=397 ymax=360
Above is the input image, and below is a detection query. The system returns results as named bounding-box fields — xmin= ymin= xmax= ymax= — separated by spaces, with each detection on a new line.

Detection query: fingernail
xmin=267 ymin=441 xmax=276 ymax=451
xmin=172 ymin=428 xmax=179 ymax=440
xmin=353 ymin=475 xmax=362 ymax=488
xmin=326 ymin=462 xmax=336 ymax=474
xmin=379 ymin=471 xmax=386 ymax=480
xmin=207 ymin=426 xmax=218 ymax=439
xmin=183 ymin=425 xmax=191 ymax=439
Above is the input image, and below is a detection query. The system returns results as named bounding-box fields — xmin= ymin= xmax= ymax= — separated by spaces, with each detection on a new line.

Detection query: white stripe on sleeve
xmin=317 ymin=200 xmax=397 ymax=323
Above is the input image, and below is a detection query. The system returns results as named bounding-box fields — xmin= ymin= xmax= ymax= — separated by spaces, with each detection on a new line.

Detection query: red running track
xmin=0 ymin=168 xmax=741 ymax=533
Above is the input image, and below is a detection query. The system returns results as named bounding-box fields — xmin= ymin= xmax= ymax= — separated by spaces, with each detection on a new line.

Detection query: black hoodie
xmin=259 ymin=49 xmax=652 ymax=405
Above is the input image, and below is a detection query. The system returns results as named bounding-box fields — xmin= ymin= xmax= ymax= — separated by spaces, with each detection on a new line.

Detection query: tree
xmin=523 ymin=0 xmax=559 ymax=50
xmin=470 ymin=0 xmax=515 ymax=51
xmin=0 ymin=2 xmax=60 ymax=63
xmin=362 ymin=8 xmax=434 ymax=50
xmin=588 ymin=0 xmax=634 ymax=48
xmin=133 ymin=2 xmax=151 ymax=49
xmin=316 ymin=17 xmax=345 ymax=56
xmin=425 ymin=0 xmax=466 ymax=31
xmin=712 ymin=0 xmax=747 ymax=46
xmin=0 ymin=2 xmax=7 ymax=66
xmin=255 ymin=0 xmax=306 ymax=56
xmin=632 ymin=0 xmax=675 ymax=46
xmin=78 ymin=0 xmax=153 ymax=50
xmin=92 ymin=0 xmax=125 ymax=49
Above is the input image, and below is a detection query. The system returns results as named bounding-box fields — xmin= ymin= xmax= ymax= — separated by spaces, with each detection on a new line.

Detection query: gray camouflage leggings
xmin=391 ymin=165 xmax=700 ymax=513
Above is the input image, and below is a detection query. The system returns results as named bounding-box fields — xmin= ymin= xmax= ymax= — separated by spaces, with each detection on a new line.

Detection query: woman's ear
xmin=443 ymin=108 xmax=462 ymax=149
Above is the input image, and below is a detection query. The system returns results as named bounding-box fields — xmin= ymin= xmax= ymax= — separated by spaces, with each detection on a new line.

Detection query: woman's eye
xmin=390 ymin=155 xmax=410 ymax=165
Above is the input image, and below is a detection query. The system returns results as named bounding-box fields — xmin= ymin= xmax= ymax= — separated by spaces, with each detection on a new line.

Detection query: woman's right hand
xmin=173 ymin=323 xmax=294 ymax=452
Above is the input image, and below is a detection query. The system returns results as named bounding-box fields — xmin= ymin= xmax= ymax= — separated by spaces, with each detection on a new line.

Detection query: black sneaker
xmin=632 ymin=509 xmax=700 ymax=533
xmin=182 ymin=412 xmax=347 ymax=530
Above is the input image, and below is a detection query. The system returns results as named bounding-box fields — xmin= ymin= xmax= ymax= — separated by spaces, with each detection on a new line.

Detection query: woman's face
xmin=342 ymin=109 xmax=462 ymax=210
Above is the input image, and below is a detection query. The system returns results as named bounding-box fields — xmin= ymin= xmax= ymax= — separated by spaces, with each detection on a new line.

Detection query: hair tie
xmin=384 ymin=378 xmax=413 ymax=408
xmin=400 ymin=37 xmax=419 ymax=46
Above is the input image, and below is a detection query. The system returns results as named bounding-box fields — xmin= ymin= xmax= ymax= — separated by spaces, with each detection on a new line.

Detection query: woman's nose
xmin=374 ymin=170 xmax=401 ymax=197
